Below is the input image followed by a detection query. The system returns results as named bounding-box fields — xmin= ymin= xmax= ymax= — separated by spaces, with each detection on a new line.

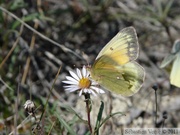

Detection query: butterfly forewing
xmin=96 ymin=27 xmax=139 ymax=65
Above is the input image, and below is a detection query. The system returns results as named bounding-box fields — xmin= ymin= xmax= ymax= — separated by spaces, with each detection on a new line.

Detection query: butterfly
xmin=89 ymin=27 xmax=145 ymax=96
xmin=160 ymin=39 xmax=180 ymax=88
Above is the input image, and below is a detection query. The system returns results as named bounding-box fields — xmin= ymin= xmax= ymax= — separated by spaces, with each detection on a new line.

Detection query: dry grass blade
xmin=0 ymin=6 xmax=83 ymax=60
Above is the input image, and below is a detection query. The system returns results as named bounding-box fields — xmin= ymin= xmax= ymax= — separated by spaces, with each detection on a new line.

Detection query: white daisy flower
xmin=63 ymin=66 xmax=105 ymax=96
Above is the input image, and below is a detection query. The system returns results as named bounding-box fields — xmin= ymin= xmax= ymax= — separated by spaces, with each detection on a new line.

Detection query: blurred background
xmin=0 ymin=0 xmax=180 ymax=134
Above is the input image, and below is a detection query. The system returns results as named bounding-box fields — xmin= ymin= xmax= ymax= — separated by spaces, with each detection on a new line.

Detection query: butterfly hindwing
xmin=91 ymin=55 xmax=144 ymax=96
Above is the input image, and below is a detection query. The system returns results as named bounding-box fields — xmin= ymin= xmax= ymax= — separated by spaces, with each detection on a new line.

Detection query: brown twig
xmin=37 ymin=0 xmax=44 ymax=16
xmin=21 ymin=21 xmax=39 ymax=85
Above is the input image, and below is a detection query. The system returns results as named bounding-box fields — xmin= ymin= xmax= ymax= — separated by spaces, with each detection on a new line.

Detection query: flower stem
xmin=84 ymin=93 xmax=92 ymax=133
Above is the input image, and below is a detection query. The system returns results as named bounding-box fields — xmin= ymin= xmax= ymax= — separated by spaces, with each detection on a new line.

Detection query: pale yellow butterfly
xmin=160 ymin=39 xmax=180 ymax=87
xmin=90 ymin=27 xmax=145 ymax=96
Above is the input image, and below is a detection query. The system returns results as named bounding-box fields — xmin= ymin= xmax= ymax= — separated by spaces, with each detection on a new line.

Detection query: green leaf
xmin=11 ymin=13 xmax=39 ymax=29
xmin=94 ymin=101 xmax=104 ymax=135
xmin=9 ymin=0 xmax=27 ymax=10
xmin=56 ymin=113 xmax=77 ymax=135
xmin=99 ymin=112 xmax=125 ymax=128
xmin=156 ymin=0 xmax=163 ymax=17
xmin=163 ymin=0 xmax=174 ymax=19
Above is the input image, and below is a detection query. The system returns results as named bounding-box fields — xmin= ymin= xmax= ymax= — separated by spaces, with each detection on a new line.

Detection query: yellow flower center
xmin=79 ymin=77 xmax=91 ymax=89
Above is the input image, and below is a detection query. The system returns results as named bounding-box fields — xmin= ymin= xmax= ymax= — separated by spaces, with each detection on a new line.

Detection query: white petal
xmin=69 ymin=71 xmax=80 ymax=81
xmin=64 ymin=85 xmax=79 ymax=89
xmin=99 ymin=89 xmax=105 ymax=93
xmin=90 ymin=86 xmax=100 ymax=91
xmin=91 ymin=81 xmax=99 ymax=85
xmin=79 ymin=90 xmax=83 ymax=96
xmin=69 ymin=88 xmax=79 ymax=92
xmin=91 ymin=90 xmax=97 ymax=96
xmin=87 ymin=89 xmax=92 ymax=93
xmin=87 ymin=89 xmax=91 ymax=93
xmin=64 ymin=86 xmax=79 ymax=92
xmin=86 ymin=70 xmax=90 ymax=77
xmin=90 ymin=86 xmax=105 ymax=93
xmin=82 ymin=66 xmax=87 ymax=77
xmin=84 ymin=66 xmax=90 ymax=77
xmin=62 ymin=80 xmax=78 ymax=85
xmin=66 ymin=76 xmax=79 ymax=83
xmin=76 ymin=68 xmax=82 ymax=79
xmin=64 ymin=85 xmax=78 ymax=88
xmin=84 ymin=88 xmax=88 ymax=93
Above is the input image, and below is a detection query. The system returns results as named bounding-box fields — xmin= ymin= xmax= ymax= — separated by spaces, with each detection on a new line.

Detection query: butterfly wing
xmin=96 ymin=27 xmax=139 ymax=65
xmin=161 ymin=39 xmax=180 ymax=68
xmin=160 ymin=54 xmax=176 ymax=68
xmin=172 ymin=39 xmax=180 ymax=54
xmin=170 ymin=53 xmax=180 ymax=87
xmin=91 ymin=55 xmax=145 ymax=96
xmin=91 ymin=27 xmax=145 ymax=96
